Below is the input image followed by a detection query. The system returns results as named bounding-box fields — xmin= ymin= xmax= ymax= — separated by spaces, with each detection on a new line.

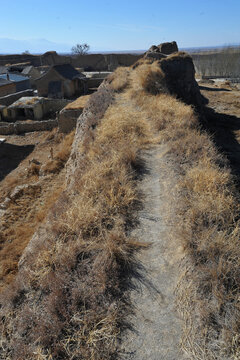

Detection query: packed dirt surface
xmin=200 ymin=83 xmax=240 ymax=177
xmin=199 ymin=82 xmax=240 ymax=117
xmin=120 ymin=145 xmax=186 ymax=360
xmin=0 ymin=132 xmax=41 ymax=182
xmin=0 ymin=129 xmax=70 ymax=291
xmin=120 ymin=83 xmax=240 ymax=359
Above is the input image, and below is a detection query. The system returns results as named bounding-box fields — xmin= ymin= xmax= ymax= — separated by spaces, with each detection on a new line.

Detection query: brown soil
xmin=0 ymin=129 xmax=71 ymax=291
xmin=200 ymin=83 xmax=240 ymax=177
xmin=119 ymin=145 xmax=186 ymax=360
xmin=64 ymin=94 xmax=90 ymax=110
xmin=200 ymin=83 xmax=240 ymax=116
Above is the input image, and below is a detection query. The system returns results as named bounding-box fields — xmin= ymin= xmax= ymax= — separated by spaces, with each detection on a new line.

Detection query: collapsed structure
xmin=7 ymin=96 xmax=70 ymax=120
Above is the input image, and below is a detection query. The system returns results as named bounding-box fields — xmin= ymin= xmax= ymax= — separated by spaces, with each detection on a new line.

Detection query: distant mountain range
xmin=0 ymin=38 xmax=71 ymax=54
xmin=0 ymin=38 xmax=239 ymax=55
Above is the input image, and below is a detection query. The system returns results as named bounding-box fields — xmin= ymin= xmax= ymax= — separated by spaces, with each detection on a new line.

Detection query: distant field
xmin=192 ymin=46 xmax=240 ymax=77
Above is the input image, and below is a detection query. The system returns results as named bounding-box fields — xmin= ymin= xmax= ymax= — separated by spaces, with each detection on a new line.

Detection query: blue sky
xmin=0 ymin=0 xmax=240 ymax=53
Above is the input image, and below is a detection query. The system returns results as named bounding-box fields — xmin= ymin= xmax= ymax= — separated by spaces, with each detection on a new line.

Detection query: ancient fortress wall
xmin=0 ymin=52 xmax=142 ymax=71
xmin=0 ymin=119 xmax=57 ymax=135
xmin=0 ymin=90 xmax=34 ymax=106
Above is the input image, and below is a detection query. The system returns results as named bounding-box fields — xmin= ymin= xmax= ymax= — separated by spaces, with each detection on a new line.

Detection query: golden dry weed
xmin=1 ymin=58 xmax=240 ymax=359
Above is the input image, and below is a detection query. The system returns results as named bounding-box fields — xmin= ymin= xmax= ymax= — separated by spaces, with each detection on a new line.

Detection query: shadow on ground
xmin=0 ymin=142 xmax=34 ymax=181
xmin=204 ymin=106 xmax=240 ymax=179
xmin=199 ymin=85 xmax=231 ymax=92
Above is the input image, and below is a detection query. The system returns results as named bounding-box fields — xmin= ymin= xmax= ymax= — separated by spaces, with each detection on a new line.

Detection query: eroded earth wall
xmin=0 ymin=52 xmax=142 ymax=71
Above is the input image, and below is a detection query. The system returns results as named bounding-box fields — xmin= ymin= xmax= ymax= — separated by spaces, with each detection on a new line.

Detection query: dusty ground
xmin=200 ymin=83 xmax=240 ymax=177
xmin=0 ymin=129 xmax=68 ymax=290
xmin=199 ymin=82 xmax=240 ymax=116
xmin=119 ymin=145 xmax=186 ymax=359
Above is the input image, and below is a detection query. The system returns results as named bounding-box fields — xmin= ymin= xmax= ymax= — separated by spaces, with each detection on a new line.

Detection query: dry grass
xmin=64 ymin=95 xmax=90 ymax=110
xmin=200 ymin=84 xmax=240 ymax=117
xmin=25 ymin=97 xmax=39 ymax=105
xmin=131 ymin=57 xmax=154 ymax=69
xmin=26 ymin=162 xmax=40 ymax=176
xmin=130 ymin=61 xmax=167 ymax=95
xmin=0 ymin=184 xmax=41 ymax=288
xmin=16 ymin=97 xmax=39 ymax=106
xmin=1 ymin=58 xmax=240 ymax=359
xmin=127 ymin=61 xmax=240 ymax=358
xmin=0 ymin=83 xmax=150 ymax=359
xmin=42 ymin=130 xmax=75 ymax=173
xmin=106 ymin=67 xmax=130 ymax=92
xmin=0 ymin=180 xmax=66 ymax=292
xmin=0 ymin=129 xmax=74 ymax=292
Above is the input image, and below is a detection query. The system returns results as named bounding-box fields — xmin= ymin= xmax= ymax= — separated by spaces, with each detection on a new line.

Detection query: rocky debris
xmin=198 ymin=78 xmax=215 ymax=85
xmin=10 ymin=183 xmax=41 ymax=202
xmin=0 ymin=197 xmax=11 ymax=210
xmin=0 ymin=208 xmax=5 ymax=218
xmin=158 ymin=41 xmax=178 ymax=55
xmin=29 ymin=158 xmax=41 ymax=166
xmin=0 ymin=183 xmax=41 ymax=211
xmin=145 ymin=41 xmax=178 ymax=59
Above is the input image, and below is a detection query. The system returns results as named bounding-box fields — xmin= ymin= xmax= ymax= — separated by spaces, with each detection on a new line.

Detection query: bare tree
xmin=71 ymin=43 xmax=90 ymax=55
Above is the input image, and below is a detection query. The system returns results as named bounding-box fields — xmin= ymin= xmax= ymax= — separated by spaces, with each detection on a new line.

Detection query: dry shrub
xmin=0 ymin=176 xmax=19 ymax=202
xmin=107 ymin=67 xmax=130 ymax=92
xmin=96 ymin=104 xmax=150 ymax=145
xmin=131 ymin=61 xmax=167 ymax=95
xmin=44 ymin=127 xmax=58 ymax=142
xmin=176 ymin=157 xmax=240 ymax=359
xmin=164 ymin=51 xmax=190 ymax=61
xmin=44 ymin=127 xmax=67 ymax=145
xmin=42 ymin=130 xmax=75 ymax=173
xmin=131 ymin=57 xmax=154 ymax=69
xmin=25 ymin=97 xmax=38 ymax=105
xmin=0 ymin=153 xmax=66 ymax=292
xmin=128 ymin=89 xmax=197 ymax=133
xmin=26 ymin=162 xmax=40 ymax=176
xmin=55 ymin=130 xmax=75 ymax=162
xmin=0 ymin=184 xmax=42 ymax=289
xmin=0 ymin=225 xmax=35 ymax=282
xmin=223 ymin=80 xmax=231 ymax=86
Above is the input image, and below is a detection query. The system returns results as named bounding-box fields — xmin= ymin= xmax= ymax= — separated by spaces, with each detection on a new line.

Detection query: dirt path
xmin=120 ymin=145 xmax=186 ymax=360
